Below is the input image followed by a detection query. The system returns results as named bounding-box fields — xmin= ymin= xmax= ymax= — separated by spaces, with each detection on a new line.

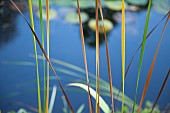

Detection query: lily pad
xmin=105 ymin=1 xmax=128 ymax=11
xmin=36 ymin=8 xmax=57 ymax=20
xmin=65 ymin=11 xmax=89 ymax=24
xmin=126 ymin=0 xmax=148 ymax=6
xmin=88 ymin=19 xmax=113 ymax=33
xmin=55 ymin=0 xmax=73 ymax=7
xmin=71 ymin=1 xmax=96 ymax=9
xmin=32 ymin=0 xmax=56 ymax=7
xmin=153 ymin=0 xmax=170 ymax=14
xmin=71 ymin=0 xmax=106 ymax=9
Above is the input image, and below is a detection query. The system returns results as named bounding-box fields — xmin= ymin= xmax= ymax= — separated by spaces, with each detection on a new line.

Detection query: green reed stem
xmin=132 ymin=0 xmax=152 ymax=112
xmin=38 ymin=0 xmax=46 ymax=112
xmin=28 ymin=0 xmax=42 ymax=113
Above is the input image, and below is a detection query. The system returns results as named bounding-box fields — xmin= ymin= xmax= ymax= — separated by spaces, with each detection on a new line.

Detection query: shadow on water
xmin=0 ymin=0 xmax=27 ymax=48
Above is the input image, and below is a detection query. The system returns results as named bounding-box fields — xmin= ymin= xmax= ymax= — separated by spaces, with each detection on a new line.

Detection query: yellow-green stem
xmin=38 ymin=0 xmax=46 ymax=112
xmin=121 ymin=0 xmax=125 ymax=112
xmin=28 ymin=0 xmax=42 ymax=113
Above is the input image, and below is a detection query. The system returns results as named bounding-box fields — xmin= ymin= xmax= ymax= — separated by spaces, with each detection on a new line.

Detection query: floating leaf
xmin=68 ymin=83 xmax=111 ymax=113
xmin=126 ymin=0 xmax=148 ymax=6
xmin=65 ymin=11 xmax=89 ymax=24
xmin=36 ymin=8 xmax=57 ymax=20
xmin=17 ymin=108 xmax=28 ymax=113
xmin=72 ymin=1 xmax=95 ymax=9
xmin=88 ymin=19 xmax=113 ymax=33
xmin=76 ymin=104 xmax=85 ymax=113
xmin=113 ymin=12 xmax=135 ymax=24
xmin=32 ymin=0 xmax=56 ymax=7
xmin=105 ymin=1 xmax=128 ymax=11
xmin=55 ymin=0 xmax=73 ymax=7
xmin=153 ymin=0 xmax=170 ymax=14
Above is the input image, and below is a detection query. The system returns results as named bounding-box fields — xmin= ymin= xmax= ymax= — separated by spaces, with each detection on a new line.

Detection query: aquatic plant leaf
xmin=76 ymin=0 xmax=93 ymax=113
xmin=9 ymin=1 xmax=74 ymax=113
xmin=1 ymin=60 xmax=135 ymax=108
xmin=55 ymin=0 xmax=73 ymax=7
xmin=126 ymin=0 xmax=148 ymax=6
xmin=105 ymin=1 xmax=128 ymax=11
xmin=49 ymin=86 xmax=57 ymax=113
xmin=138 ymin=11 xmax=170 ymax=113
xmin=153 ymin=0 xmax=170 ymax=14
xmin=65 ymin=11 xmax=89 ymax=24
xmin=150 ymin=69 xmax=170 ymax=113
xmin=115 ymin=10 xmax=170 ymax=106
xmin=27 ymin=0 xmax=42 ymax=112
xmin=132 ymin=0 xmax=152 ymax=112
xmin=76 ymin=104 xmax=85 ymax=113
xmin=36 ymin=8 xmax=57 ymax=21
xmin=32 ymin=0 xmax=56 ymax=7
xmin=68 ymin=83 xmax=110 ymax=113
xmin=72 ymin=1 xmax=95 ymax=9
xmin=98 ymin=0 xmax=114 ymax=112
xmin=88 ymin=19 xmax=113 ymax=33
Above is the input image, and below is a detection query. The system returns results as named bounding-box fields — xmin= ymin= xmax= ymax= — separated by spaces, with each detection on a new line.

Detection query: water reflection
xmin=82 ymin=7 xmax=117 ymax=47
xmin=0 ymin=0 xmax=26 ymax=48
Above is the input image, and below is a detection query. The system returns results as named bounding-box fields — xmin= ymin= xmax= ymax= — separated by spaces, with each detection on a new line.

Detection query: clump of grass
xmin=7 ymin=0 xmax=170 ymax=113
xmin=9 ymin=0 xmax=74 ymax=113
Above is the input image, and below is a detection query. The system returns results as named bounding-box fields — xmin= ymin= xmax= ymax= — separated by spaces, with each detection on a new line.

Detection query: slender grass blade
xmin=98 ymin=0 xmax=114 ymax=112
xmin=27 ymin=0 xmax=42 ymax=112
xmin=121 ymin=0 xmax=126 ymax=112
xmin=9 ymin=1 xmax=74 ymax=112
xmin=45 ymin=0 xmax=50 ymax=112
xmin=95 ymin=0 xmax=100 ymax=112
xmin=76 ymin=0 xmax=93 ymax=113
xmin=138 ymin=12 xmax=170 ymax=113
xmin=115 ymin=10 xmax=170 ymax=107
xmin=38 ymin=0 xmax=46 ymax=111
xmin=132 ymin=0 xmax=152 ymax=112
xmin=150 ymin=69 xmax=170 ymax=113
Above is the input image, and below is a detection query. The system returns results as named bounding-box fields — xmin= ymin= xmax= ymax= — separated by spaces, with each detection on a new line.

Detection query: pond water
xmin=0 ymin=1 xmax=170 ymax=113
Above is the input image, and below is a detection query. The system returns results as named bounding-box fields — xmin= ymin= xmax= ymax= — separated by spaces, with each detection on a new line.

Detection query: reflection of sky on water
xmin=0 ymin=1 xmax=170 ymax=113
